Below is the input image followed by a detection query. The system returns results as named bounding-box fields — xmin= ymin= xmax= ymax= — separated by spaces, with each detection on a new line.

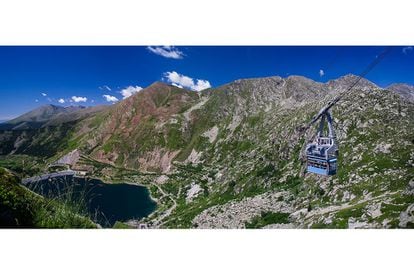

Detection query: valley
xmin=1 ymin=75 xmax=413 ymax=228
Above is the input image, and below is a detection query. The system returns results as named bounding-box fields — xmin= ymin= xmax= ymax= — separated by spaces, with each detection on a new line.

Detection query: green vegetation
xmin=1 ymin=78 xmax=413 ymax=229
xmin=88 ymin=112 xmax=107 ymax=129
xmin=164 ymin=173 xmax=269 ymax=228
xmin=113 ymin=221 xmax=133 ymax=229
xmin=166 ymin=125 xmax=185 ymax=150
xmin=0 ymin=168 xmax=96 ymax=228
xmin=0 ymin=155 xmax=42 ymax=177
xmin=331 ymin=204 xmax=366 ymax=228
xmin=245 ymin=212 xmax=290 ymax=229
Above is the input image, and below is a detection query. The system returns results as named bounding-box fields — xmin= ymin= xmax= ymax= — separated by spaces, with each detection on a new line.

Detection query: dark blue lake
xmin=25 ymin=176 xmax=157 ymax=227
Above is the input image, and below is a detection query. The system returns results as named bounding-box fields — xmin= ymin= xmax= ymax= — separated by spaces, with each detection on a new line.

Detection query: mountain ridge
xmin=386 ymin=83 xmax=414 ymax=102
xmin=1 ymin=74 xmax=413 ymax=229
xmin=4 ymin=74 xmax=411 ymax=125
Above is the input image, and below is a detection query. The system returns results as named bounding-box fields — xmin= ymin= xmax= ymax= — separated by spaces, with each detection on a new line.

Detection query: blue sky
xmin=0 ymin=46 xmax=413 ymax=120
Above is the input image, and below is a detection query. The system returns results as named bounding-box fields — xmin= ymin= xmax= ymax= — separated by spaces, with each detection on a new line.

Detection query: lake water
xmin=24 ymin=176 xmax=157 ymax=227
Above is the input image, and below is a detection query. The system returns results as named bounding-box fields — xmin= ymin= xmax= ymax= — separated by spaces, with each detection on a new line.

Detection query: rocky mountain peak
xmin=386 ymin=83 xmax=414 ymax=102
xmin=326 ymin=74 xmax=378 ymax=92
xmin=1 ymin=73 xmax=413 ymax=229
xmin=7 ymin=104 xmax=65 ymax=124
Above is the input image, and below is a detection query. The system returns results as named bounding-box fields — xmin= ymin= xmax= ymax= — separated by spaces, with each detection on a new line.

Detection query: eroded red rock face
xmin=88 ymin=82 xmax=199 ymax=172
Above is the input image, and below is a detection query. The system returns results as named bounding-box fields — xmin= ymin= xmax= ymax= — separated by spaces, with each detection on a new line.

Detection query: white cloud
xmin=193 ymin=79 xmax=211 ymax=91
xmin=164 ymin=71 xmax=211 ymax=92
xmin=171 ymin=83 xmax=183 ymax=88
xmin=319 ymin=69 xmax=325 ymax=77
xmin=147 ymin=46 xmax=184 ymax=59
xmin=41 ymin=92 xmax=47 ymax=97
xmin=71 ymin=96 xmax=87 ymax=103
xmin=35 ymin=99 xmax=39 ymax=102
xmin=402 ymin=46 xmax=413 ymax=55
xmin=58 ymin=98 xmax=65 ymax=104
xmin=99 ymin=85 xmax=112 ymax=91
xmin=165 ymin=71 xmax=194 ymax=87
xmin=120 ymin=86 xmax=143 ymax=99
xmin=103 ymin=94 xmax=119 ymax=102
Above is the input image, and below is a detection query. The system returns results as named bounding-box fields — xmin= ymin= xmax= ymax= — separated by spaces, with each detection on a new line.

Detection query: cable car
xmin=305 ymin=110 xmax=338 ymax=176
xmin=298 ymin=47 xmax=391 ymax=177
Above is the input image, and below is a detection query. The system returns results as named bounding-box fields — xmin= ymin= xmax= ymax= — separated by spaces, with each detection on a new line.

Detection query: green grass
xmin=113 ymin=221 xmax=133 ymax=229
xmin=88 ymin=113 xmax=107 ymax=129
xmin=0 ymin=155 xmax=42 ymax=177
xmin=165 ymin=176 xmax=269 ymax=228
xmin=162 ymin=167 xmax=303 ymax=228
xmin=328 ymin=204 xmax=367 ymax=229
xmin=245 ymin=211 xmax=290 ymax=229
xmin=0 ymin=168 xmax=96 ymax=228
xmin=166 ymin=126 xmax=185 ymax=150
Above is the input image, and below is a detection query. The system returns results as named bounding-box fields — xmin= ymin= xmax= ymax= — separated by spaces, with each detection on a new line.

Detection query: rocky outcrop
xmin=193 ymin=191 xmax=293 ymax=228
xmin=1 ymin=75 xmax=414 ymax=229
xmin=387 ymin=83 xmax=414 ymax=102
xmin=55 ymin=149 xmax=80 ymax=166
xmin=399 ymin=204 xmax=414 ymax=228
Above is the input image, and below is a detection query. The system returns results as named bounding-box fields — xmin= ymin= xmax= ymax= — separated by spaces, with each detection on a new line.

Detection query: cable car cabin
xmin=305 ymin=110 xmax=338 ymax=176
xmin=306 ymin=137 xmax=338 ymax=175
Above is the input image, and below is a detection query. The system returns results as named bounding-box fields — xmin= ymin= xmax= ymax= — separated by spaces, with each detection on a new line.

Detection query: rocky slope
xmin=387 ymin=83 xmax=414 ymax=102
xmin=1 ymin=75 xmax=413 ymax=229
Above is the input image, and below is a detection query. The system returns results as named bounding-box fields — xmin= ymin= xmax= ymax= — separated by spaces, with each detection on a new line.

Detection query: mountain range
xmin=0 ymin=74 xmax=413 ymax=228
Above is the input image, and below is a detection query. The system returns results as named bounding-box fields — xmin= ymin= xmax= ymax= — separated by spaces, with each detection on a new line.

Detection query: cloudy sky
xmin=0 ymin=46 xmax=413 ymax=120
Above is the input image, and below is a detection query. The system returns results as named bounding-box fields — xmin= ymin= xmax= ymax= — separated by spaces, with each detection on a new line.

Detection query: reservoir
xmin=23 ymin=175 xmax=157 ymax=227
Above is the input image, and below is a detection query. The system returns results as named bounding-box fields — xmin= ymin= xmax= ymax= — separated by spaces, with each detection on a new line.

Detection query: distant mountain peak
xmin=3 ymin=103 xmax=96 ymax=130
xmin=387 ymin=83 xmax=414 ymax=90
xmin=386 ymin=83 xmax=414 ymax=102
xmin=326 ymin=74 xmax=378 ymax=91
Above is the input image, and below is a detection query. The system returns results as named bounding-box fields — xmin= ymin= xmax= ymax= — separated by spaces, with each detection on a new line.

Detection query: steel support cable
xmin=303 ymin=46 xmax=393 ymax=131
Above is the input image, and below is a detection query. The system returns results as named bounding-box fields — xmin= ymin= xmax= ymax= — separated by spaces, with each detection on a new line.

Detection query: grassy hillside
xmin=0 ymin=168 xmax=96 ymax=228
xmin=1 ymin=76 xmax=413 ymax=229
xmin=141 ymin=78 xmax=414 ymax=228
